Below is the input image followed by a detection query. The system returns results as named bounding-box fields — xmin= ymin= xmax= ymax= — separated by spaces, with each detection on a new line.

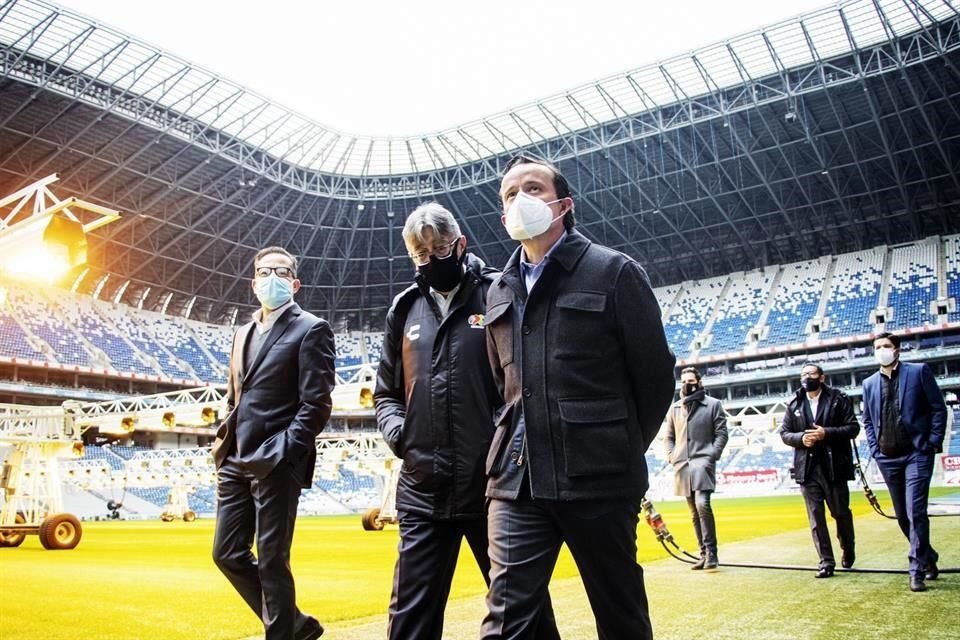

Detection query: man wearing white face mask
xmin=861 ymin=332 xmax=946 ymax=593
xmin=481 ymin=155 xmax=675 ymax=639
xmin=213 ymin=246 xmax=336 ymax=640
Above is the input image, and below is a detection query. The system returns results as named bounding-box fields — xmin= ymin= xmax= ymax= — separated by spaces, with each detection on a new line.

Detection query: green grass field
xmin=1 ymin=490 xmax=957 ymax=639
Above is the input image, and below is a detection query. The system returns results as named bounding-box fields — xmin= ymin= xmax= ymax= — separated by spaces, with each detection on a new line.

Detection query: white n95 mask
xmin=504 ymin=192 xmax=566 ymax=241
xmin=875 ymin=347 xmax=897 ymax=367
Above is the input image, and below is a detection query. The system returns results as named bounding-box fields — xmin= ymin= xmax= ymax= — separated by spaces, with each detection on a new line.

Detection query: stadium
xmin=0 ymin=0 xmax=959 ymax=638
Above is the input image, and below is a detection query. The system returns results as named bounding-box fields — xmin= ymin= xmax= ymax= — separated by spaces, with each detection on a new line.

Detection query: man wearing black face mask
xmin=779 ymin=362 xmax=859 ymax=578
xmin=663 ymin=367 xmax=728 ymax=571
xmin=374 ymin=203 xmax=559 ymax=640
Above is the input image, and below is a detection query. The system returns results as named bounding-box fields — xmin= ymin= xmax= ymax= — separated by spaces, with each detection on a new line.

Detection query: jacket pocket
xmin=556 ymin=291 xmax=607 ymax=312
xmin=485 ymin=300 xmax=514 ymax=367
xmin=485 ymin=404 xmax=514 ymax=476
xmin=558 ymin=396 xmax=629 ymax=476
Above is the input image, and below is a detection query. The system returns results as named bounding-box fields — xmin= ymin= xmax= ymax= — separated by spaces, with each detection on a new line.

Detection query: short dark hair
xmin=873 ymin=331 xmax=901 ymax=348
xmin=800 ymin=362 xmax=824 ymax=376
xmin=255 ymin=246 xmax=298 ymax=275
xmin=503 ymin=154 xmax=575 ymax=230
xmin=680 ymin=366 xmax=701 ymax=381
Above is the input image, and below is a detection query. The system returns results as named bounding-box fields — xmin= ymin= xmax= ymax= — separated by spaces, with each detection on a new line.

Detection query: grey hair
xmin=402 ymin=202 xmax=461 ymax=246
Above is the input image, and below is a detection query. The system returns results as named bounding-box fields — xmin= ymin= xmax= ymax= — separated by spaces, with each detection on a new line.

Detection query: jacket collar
xmin=241 ymin=303 xmax=301 ymax=383
xmin=500 ymin=230 xmax=592 ymax=300
xmin=504 ymin=229 xmax=591 ymax=274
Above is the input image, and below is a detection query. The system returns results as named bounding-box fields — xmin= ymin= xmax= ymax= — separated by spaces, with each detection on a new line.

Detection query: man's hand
xmin=812 ymin=425 xmax=826 ymax=441
xmin=802 ymin=430 xmax=818 ymax=447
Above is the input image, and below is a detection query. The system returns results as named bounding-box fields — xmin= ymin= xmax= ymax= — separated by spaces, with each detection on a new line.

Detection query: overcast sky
xmin=58 ymin=0 xmax=832 ymax=135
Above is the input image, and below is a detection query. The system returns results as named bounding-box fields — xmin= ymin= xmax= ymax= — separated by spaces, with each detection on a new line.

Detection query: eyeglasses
xmin=255 ymin=266 xmax=296 ymax=279
xmin=408 ymin=237 xmax=460 ymax=266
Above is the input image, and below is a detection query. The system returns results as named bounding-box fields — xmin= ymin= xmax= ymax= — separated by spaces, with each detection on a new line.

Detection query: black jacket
xmin=374 ymin=254 xmax=500 ymax=520
xmin=484 ymin=231 xmax=676 ymax=501
xmin=779 ymin=384 xmax=859 ymax=484
xmin=213 ymin=303 xmax=337 ymax=487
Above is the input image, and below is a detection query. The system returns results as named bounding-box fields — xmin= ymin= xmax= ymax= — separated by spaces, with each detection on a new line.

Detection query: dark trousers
xmin=389 ymin=511 xmax=561 ymax=640
xmin=685 ymin=490 xmax=717 ymax=556
xmin=481 ymin=495 xmax=650 ymax=640
xmin=875 ymin=449 xmax=939 ymax=577
xmin=213 ymin=460 xmax=313 ymax=640
xmin=799 ymin=464 xmax=854 ymax=569
xmin=388 ymin=513 xmax=489 ymax=640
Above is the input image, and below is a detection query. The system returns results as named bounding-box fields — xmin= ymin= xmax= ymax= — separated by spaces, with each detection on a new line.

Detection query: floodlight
xmin=0 ymin=175 xmax=119 ymax=284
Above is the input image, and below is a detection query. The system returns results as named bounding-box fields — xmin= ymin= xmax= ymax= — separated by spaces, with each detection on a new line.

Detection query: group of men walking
xmin=205 ymin=153 xmax=948 ymax=640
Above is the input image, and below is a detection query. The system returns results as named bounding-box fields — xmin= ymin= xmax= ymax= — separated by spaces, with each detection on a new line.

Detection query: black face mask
xmin=417 ymin=248 xmax=464 ymax=293
xmin=802 ymin=378 xmax=821 ymax=392
xmin=682 ymin=383 xmax=700 ymax=397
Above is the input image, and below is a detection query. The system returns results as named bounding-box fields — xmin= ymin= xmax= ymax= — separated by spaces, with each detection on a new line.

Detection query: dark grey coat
xmin=663 ymin=394 xmax=728 ymax=495
xmin=484 ymin=230 xmax=676 ymax=501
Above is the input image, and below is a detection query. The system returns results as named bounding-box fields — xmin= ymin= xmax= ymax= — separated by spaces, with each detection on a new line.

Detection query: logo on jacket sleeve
xmin=467 ymin=314 xmax=485 ymax=329
xmin=406 ymin=324 xmax=421 ymax=341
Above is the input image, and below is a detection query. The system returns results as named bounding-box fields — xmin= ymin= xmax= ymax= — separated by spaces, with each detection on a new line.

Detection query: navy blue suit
xmin=861 ymin=361 xmax=946 ymax=578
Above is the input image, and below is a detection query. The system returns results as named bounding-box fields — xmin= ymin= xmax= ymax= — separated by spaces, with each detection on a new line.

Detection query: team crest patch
xmin=468 ymin=314 xmax=485 ymax=329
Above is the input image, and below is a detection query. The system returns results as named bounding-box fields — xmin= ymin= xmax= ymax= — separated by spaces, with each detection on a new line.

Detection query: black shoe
xmin=296 ymin=618 xmax=324 ymax=640
xmin=815 ymin=567 xmax=834 ymax=579
xmin=925 ymin=563 xmax=939 ymax=581
xmin=910 ymin=576 xmax=927 ymax=592
xmin=703 ymin=552 xmax=719 ymax=572
xmin=690 ymin=556 xmax=706 ymax=570
xmin=841 ymin=549 xmax=855 ymax=569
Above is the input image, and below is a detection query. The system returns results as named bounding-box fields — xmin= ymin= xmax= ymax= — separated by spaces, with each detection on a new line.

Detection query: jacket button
xmin=522 ymin=325 xmax=531 ymax=335
xmin=510 ymin=451 xmax=519 ymax=461
xmin=523 ymin=388 xmax=532 ymax=398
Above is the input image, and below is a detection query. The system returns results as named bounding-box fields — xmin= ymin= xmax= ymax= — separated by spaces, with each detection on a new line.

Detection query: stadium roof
xmin=1 ymin=0 xmax=959 ymax=325
xmin=2 ymin=0 xmax=956 ymax=176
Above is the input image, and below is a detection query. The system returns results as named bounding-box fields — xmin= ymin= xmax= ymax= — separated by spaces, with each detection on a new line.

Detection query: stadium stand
xmin=886 ymin=241 xmax=939 ymax=331
xmin=336 ymin=332 xmax=366 ymax=369
xmin=92 ymin=303 xmax=201 ymax=380
xmin=946 ymin=235 xmax=960 ymax=324
xmin=820 ymin=249 xmax=885 ymax=339
xmin=188 ymin=320 xmax=232 ymax=368
xmin=138 ymin=312 xmax=222 ymax=383
xmin=0 ymin=237 xmax=957 ymax=387
xmin=653 ymin=284 xmax=682 ymax=319
xmin=47 ymin=293 xmax=160 ymax=376
xmin=7 ymin=288 xmax=94 ymax=367
xmin=0 ymin=300 xmax=47 ymax=362
xmin=364 ymin=333 xmax=384 ymax=366
xmin=760 ymin=258 xmax=830 ymax=348
xmin=662 ymin=275 xmax=728 ymax=360
xmin=699 ymin=269 xmax=776 ymax=356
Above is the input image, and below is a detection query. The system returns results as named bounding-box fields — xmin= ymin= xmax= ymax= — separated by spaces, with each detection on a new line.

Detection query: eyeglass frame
xmin=407 ymin=236 xmax=462 ymax=266
xmin=254 ymin=266 xmax=297 ymax=279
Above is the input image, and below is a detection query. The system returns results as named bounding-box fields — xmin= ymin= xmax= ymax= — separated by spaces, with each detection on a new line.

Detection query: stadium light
xmin=0 ymin=175 xmax=120 ymax=284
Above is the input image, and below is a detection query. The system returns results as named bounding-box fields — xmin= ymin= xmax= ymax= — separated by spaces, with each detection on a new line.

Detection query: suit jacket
xmin=484 ymin=230 xmax=676 ymax=501
xmin=861 ymin=361 xmax=946 ymax=457
xmin=212 ymin=303 xmax=336 ymax=487
xmin=663 ymin=393 xmax=728 ymax=495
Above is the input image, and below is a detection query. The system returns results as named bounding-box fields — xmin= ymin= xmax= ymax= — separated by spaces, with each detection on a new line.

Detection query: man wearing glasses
xmin=375 ymin=203 xmax=559 ymax=640
xmin=213 ymin=246 xmax=336 ymax=640
xmin=778 ymin=362 xmax=858 ymax=578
